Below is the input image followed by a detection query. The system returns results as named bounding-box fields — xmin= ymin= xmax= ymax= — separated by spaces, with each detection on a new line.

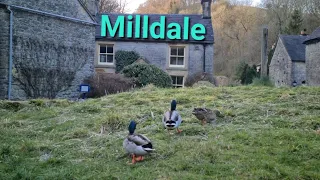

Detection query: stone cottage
xmin=269 ymin=35 xmax=307 ymax=87
xmin=94 ymin=0 xmax=214 ymax=88
xmin=304 ymin=27 xmax=320 ymax=86
xmin=0 ymin=0 xmax=96 ymax=100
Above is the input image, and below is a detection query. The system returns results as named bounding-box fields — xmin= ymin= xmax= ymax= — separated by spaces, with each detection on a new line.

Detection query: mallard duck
xmin=162 ymin=100 xmax=182 ymax=133
xmin=192 ymin=108 xmax=221 ymax=125
xmin=123 ymin=120 xmax=155 ymax=164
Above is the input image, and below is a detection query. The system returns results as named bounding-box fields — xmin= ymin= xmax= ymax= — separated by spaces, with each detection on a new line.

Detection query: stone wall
xmin=0 ymin=6 xmax=9 ymax=99
xmin=291 ymin=62 xmax=306 ymax=85
xmin=306 ymin=42 xmax=320 ymax=86
xmin=0 ymin=1 xmax=96 ymax=99
xmin=0 ymin=0 xmax=92 ymax=22
xmin=95 ymin=41 xmax=214 ymax=79
xmin=269 ymin=38 xmax=292 ymax=87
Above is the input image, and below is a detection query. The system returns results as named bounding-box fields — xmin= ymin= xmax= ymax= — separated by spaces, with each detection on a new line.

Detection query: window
xmin=170 ymin=46 xmax=185 ymax=67
xmin=171 ymin=76 xmax=184 ymax=88
xmin=99 ymin=44 xmax=114 ymax=65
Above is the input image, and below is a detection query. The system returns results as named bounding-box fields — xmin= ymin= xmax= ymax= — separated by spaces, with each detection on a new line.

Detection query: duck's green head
xmin=171 ymin=100 xmax=177 ymax=111
xmin=128 ymin=120 xmax=136 ymax=134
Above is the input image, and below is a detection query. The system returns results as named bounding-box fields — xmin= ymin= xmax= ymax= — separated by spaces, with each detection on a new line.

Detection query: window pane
xmin=171 ymin=47 xmax=177 ymax=56
xmin=107 ymin=46 xmax=113 ymax=53
xmin=171 ymin=76 xmax=177 ymax=84
xmin=100 ymin=46 xmax=106 ymax=53
xmin=107 ymin=55 xmax=113 ymax=63
xmin=170 ymin=57 xmax=177 ymax=65
xmin=177 ymin=76 xmax=183 ymax=85
xmin=177 ymin=57 xmax=184 ymax=65
xmin=100 ymin=54 xmax=106 ymax=62
xmin=178 ymin=47 xmax=184 ymax=56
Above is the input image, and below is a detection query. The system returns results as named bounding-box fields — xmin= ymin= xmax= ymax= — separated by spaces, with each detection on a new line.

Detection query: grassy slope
xmin=0 ymin=86 xmax=319 ymax=179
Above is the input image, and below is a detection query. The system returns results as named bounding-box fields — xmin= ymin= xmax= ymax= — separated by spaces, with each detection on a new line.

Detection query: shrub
xmin=0 ymin=101 xmax=26 ymax=112
xmin=115 ymin=51 xmax=140 ymax=72
xmin=122 ymin=63 xmax=172 ymax=88
xmin=235 ymin=61 xmax=259 ymax=85
xmin=252 ymin=76 xmax=274 ymax=87
xmin=184 ymin=72 xmax=215 ymax=87
xmin=83 ymin=73 xmax=135 ymax=98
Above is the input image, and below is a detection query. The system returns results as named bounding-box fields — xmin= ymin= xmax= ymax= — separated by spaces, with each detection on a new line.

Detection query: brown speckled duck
xmin=192 ymin=108 xmax=222 ymax=125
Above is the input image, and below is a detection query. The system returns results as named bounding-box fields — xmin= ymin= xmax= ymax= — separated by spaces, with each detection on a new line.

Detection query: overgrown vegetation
xmin=83 ymin=73 xmax=135 ymax=98
xmin=13 ymin=37 xmax=89 ymax=99
xmin=235 ymin=61 xmax=259 ymax=85
xmin=252 ymin=76 xmax=274 ymax=87
xmin=122 ymin=63 xmax=172 ymax=88
xmin=115 ymin=50 xmax=140 ymax=73
xmin=0 ymin=86 xmax=319 ymax=179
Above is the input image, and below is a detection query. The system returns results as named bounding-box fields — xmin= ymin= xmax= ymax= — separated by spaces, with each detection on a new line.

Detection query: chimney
xmin=201 ymin=0 xmax=212 ymax=19
xmin=85 ymin=0 xmax=99 ymax=17
xmin=300 ymin=29 xmax=307 ymax=36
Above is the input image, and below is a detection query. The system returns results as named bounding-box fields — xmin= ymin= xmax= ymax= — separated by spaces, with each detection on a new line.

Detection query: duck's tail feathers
xmin=143 ymin=148 xmax=156 ymax=152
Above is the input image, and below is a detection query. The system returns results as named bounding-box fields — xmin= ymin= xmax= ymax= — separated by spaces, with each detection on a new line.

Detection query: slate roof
xmin=95 ymin=13 xmax=214 ymax=44
xmin=280 ymin=35 xmax=307 ymax=62
xmin=304 ymin=27 xmax=320 ymax=44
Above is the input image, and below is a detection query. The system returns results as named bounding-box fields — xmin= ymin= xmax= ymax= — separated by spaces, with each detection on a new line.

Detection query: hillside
xmin=1 ymin=86 xmax=320 ymax=179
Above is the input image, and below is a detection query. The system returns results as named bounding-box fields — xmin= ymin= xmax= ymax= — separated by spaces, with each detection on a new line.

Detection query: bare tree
xmin=98 ymin=0 xmax=119 ymax=13
xmin=98 ymin=0 xmax=128 ymax=13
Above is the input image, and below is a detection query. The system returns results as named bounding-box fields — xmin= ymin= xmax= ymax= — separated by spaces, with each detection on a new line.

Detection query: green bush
xmin=235 ymin=61 xmax=259 ymax=85
xmin=122 ymin=63 xmax=172 ymax=88
xmin=252 ymin=76 xmax=274 ymax=87
xmin=115 ymin=51 xmax=140 ymax=72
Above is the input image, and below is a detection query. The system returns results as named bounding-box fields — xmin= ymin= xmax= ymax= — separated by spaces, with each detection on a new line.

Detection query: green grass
xmin=0 ymin=86 xmax=320 ymax=179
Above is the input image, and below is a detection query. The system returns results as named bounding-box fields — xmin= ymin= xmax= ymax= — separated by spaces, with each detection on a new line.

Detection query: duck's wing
xmin=137 ymin=134 xmax=152 ymax=143
xmin=127 ymin=134 xmax=150 ymax=146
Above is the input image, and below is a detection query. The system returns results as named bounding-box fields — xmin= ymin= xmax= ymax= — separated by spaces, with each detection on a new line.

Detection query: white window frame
xmin=98 ymin=44 xmax=115 ymax=65
xmin=169 ymin=45 xmax=186 ymax=68
xmin=171 ymin=75 xmax=184 ymax=88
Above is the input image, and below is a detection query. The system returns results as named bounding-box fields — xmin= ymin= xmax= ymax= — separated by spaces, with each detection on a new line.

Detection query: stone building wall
xmin=0 ymin=0 xmax=96 ymax=99
xmin=0 ymin=0 xmax=93 ymax=21
xmin=0 ymin=6 xmax=9 ymax=99
xmin=306 ymin=42 xmax=320 ymax=86
xmin=95 ymin=41 xmax=214 ymax=79
xmin=291 ymin=62 xmax=306 ymax=85
xmin=269 ymin=38 xmax=292 ymax=87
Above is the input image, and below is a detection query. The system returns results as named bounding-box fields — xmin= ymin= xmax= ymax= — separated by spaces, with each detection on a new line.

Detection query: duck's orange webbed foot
xmin=126 ymin=154 xmax=136 ymax=165
xmin=176 ymin=128 xmax=182 ymax=133
xmin=135 ymin=156 xmax=144 ymax=162
xmin=201 ymin=119 xmax=207 ymax=125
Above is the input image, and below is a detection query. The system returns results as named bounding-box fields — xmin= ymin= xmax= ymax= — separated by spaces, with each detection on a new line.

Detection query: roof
xmin=77 ymin=0 xmax=97 ymax=23
xmin=304 ymin=27 xmax=320 ymax=44
xmin=280 ymin=35 xmax=306 ymax=62
xmin=0 ymin=1 xmax=97 ymax=25
xmin=95 ymin=13 xmax=214 ymax=44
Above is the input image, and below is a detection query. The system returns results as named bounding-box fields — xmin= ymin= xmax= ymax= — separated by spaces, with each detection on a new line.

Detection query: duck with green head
xmin=123 ymin=120 xmax=155 ymax=164
xmin=162 ymin=100 xmax=183 ymax=133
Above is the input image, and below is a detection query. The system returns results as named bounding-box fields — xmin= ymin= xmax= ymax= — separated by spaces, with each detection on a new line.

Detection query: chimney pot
xmin=300 ymin=29 xmax=307 ymax=36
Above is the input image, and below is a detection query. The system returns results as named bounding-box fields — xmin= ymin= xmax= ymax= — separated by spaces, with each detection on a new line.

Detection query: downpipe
xmin=203 ymin=44 xmax=207 ymax=73
xmin=7 ymin=5 xmax=13 ymax=100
